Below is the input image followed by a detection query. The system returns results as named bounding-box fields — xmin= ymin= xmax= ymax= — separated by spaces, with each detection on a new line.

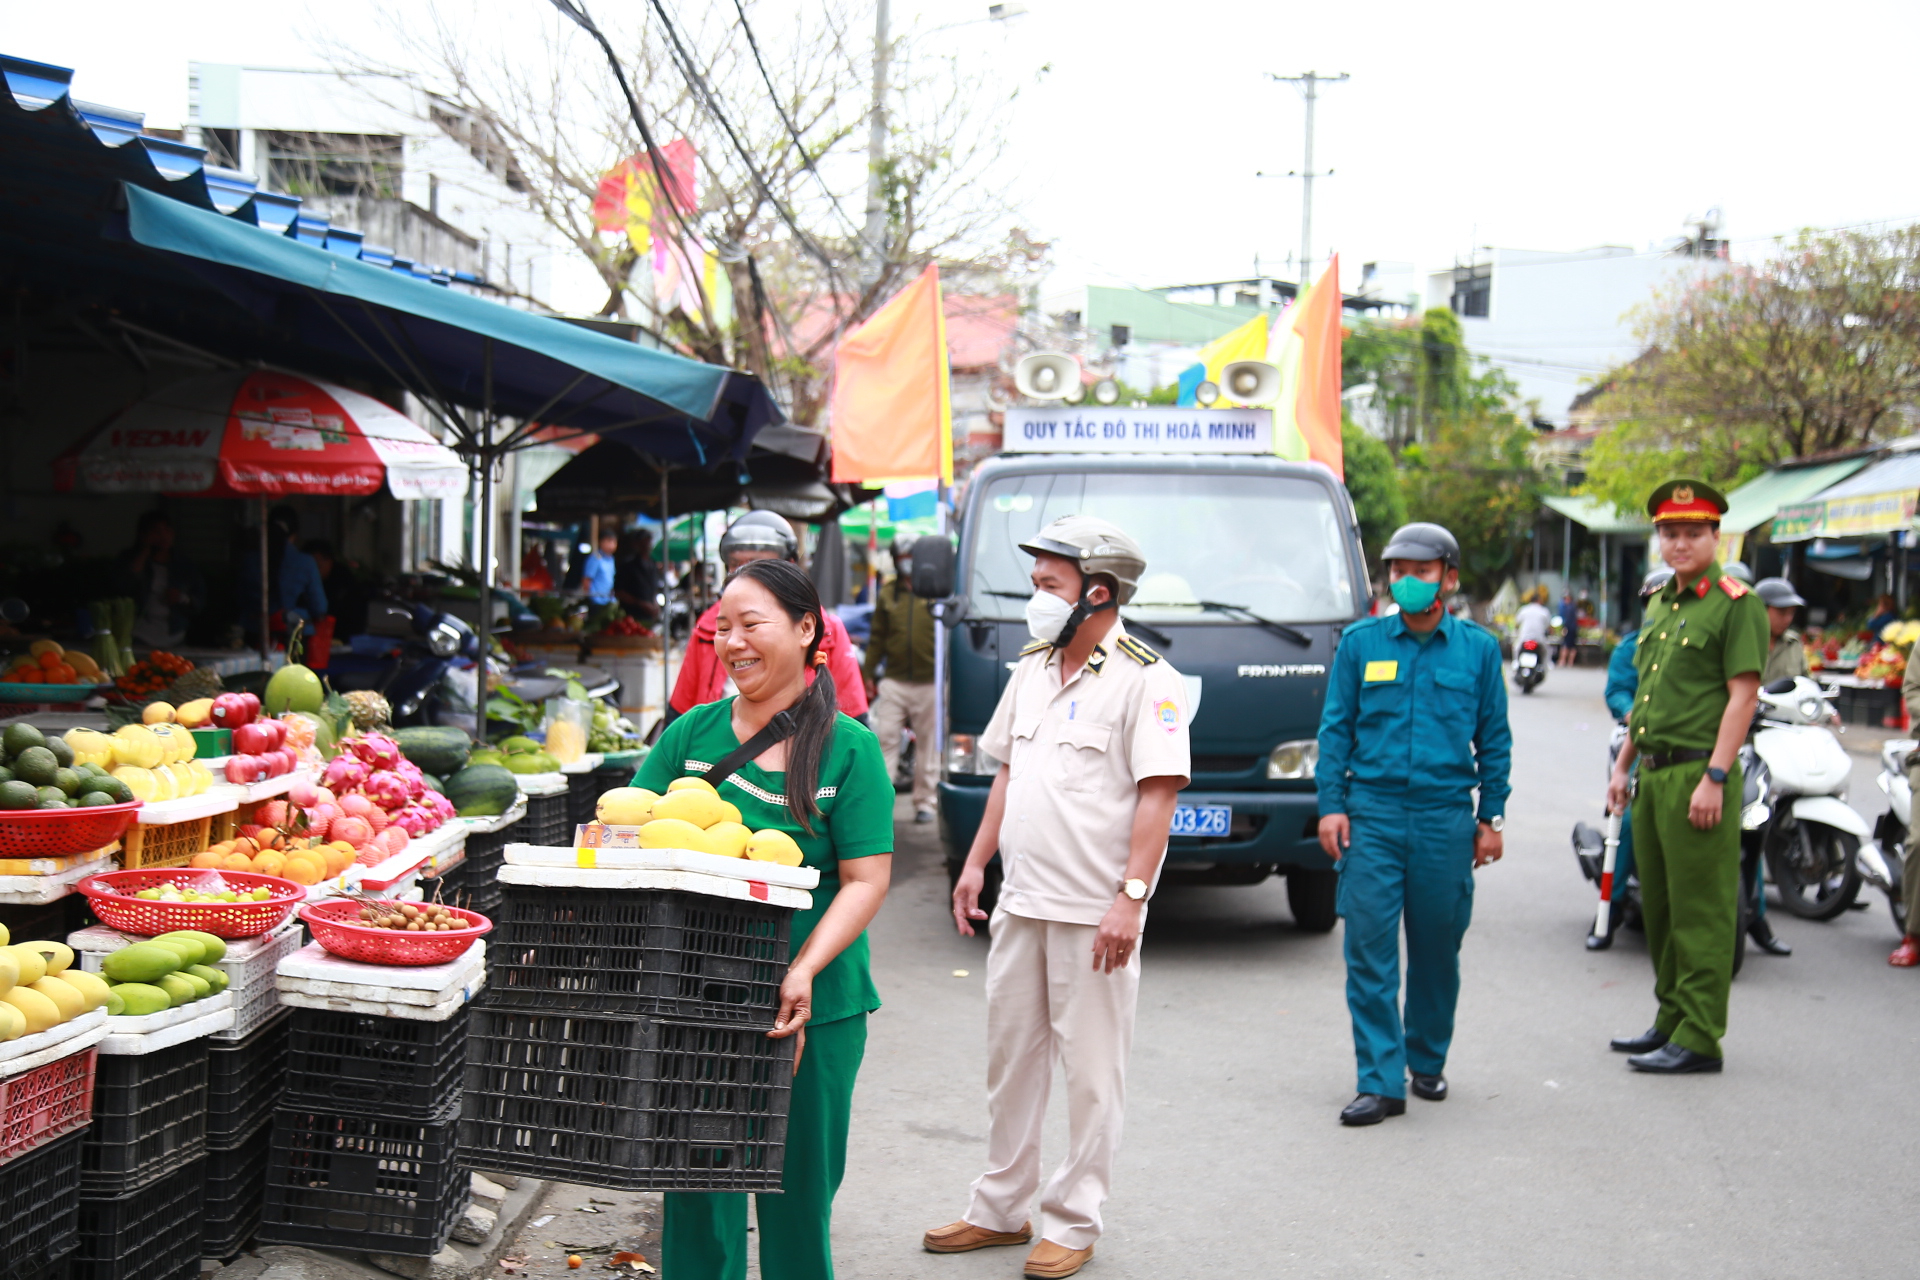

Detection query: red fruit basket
xmin=0 ymin=801 xmax=141 ymax=860
xmin=299 ymin=899 xmax=491 ymax=966
xmin=0 ymin=1046 xmax=96 ymax=1166
xmin=77 ymin=869 xmax=304 ymax=938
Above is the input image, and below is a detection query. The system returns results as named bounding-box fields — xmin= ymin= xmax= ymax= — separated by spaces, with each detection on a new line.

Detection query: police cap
xmin=1380 ymin=522 xmax=1460 ymax=569
xmin=1646 ymin=479 xmax=1729 ymax=523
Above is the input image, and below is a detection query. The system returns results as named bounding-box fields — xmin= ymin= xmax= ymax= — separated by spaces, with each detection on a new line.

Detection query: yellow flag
xmin=1194 ymin=313 xmax=1271 ymax=402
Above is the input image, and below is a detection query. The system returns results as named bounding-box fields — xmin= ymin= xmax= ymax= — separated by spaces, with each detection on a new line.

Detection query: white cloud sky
xmin=11 ymin=0 xmax=1920 ymax=299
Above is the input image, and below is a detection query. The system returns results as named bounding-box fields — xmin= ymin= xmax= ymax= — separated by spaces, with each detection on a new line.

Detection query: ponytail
xmin=727 ymin=558 xmax=837 ymax=832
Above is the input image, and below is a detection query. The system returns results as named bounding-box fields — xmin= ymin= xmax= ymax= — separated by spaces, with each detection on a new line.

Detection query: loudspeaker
xmin=1092 ymin=378 xmax=1121 ymax=406
xmin=1014 ymin=353 xmax=1080 ymax=400
xmin=1220 ymin=360 xmax=1282 ymax=404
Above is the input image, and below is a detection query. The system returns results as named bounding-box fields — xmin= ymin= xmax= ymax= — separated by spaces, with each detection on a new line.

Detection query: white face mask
xmin=1025 ymin=589 xmax=1079 ymax=644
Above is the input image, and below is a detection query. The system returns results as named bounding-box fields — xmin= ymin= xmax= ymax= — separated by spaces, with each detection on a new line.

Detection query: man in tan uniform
xmin=924 ymin=516 xmax=1190 ymax=1280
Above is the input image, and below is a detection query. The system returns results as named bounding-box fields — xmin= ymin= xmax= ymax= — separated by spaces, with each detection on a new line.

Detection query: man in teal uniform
xmin=1317 ymin=522 xmax=1512 ymax=1126
xmin=1606 ymin=480 xmax=1768 ymax=1073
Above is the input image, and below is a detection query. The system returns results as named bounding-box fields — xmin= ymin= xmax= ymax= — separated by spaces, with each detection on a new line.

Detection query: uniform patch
xmin=1718 ymin=575 xmax=1749 ymax=599
xmin=1155 ymin=698 xmax=1180 ymax=732
xmin=1364 ymin=660 xmax=1399 ymax=683
xmin=1019 ymin=638 xmax=1051 ymax=656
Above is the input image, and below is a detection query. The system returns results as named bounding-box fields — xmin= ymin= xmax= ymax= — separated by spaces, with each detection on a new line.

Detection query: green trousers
xmin=662 ymin=1013 xmax=867 ymax=1280
xmin=1632 ymin=760 xmax=1740 ymax=1058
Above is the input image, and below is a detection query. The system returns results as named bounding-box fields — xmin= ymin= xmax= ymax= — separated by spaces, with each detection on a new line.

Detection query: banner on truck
xmin=1003 ymin=407 xmax=1274 ymax=454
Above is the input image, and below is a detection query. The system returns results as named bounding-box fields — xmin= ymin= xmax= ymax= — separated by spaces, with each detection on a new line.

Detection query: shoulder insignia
xmin=1018 ymin=638 xmax=1051 ymax=657
xmin=1086 ymin=644 xmax=1108 ymax=674
xmin=1116 ymin=635 xmax=1161 ymax=666
xmin=1718 ymin=575 xmax=1750 ymax=599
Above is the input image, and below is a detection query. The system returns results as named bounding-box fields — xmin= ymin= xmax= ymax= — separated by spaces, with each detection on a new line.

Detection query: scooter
xmin=1866 ymin=738 xmax=1913 ymax=934
xmin=1745 ymin=676 xmax=1867 ymax=920
xmin=1513 ymin=638 xmax=1548 ymax=695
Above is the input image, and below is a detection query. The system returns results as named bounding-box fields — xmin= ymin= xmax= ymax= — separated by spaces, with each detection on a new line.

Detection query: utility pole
xmin=1267 ymin=70 xmax=1348 ymax=289
xmin=860 ymin=0 xmax=892 ymax=291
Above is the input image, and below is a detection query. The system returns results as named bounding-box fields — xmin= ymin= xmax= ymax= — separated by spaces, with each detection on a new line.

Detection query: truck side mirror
xmin=909 ymin=534 xmax=954 ymax=599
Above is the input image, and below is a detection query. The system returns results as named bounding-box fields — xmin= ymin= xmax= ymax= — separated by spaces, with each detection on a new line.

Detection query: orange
xmin=37 ymin=651 xmax=59 ymax=670
xmin=253 ymin=851 xmax=287 ymax=877
xmin=321 ymin=845 xmax=354 ymax=876
xmin=220 ymin=852 xmax=255 ymax=873
xmin=281 ymin=856 xmax=324 ymax=886
xmin=189 ymin=851 xmax=224 ymax=870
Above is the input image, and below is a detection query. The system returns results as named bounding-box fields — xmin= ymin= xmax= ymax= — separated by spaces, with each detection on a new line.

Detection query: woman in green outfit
xmin=632 ymin=558 xmax=894 ymax=1280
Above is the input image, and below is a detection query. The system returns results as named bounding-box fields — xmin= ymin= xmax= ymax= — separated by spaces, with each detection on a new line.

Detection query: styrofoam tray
xmin=98 ymin=1004 xmax=234 ymax=1054
xmin=274 ymin=982 xmax=477 ymax=1023
xmin=135 ymin=791 xmax=239 ymax=825
xmin=275 ymin=939 xmax=485 ymax=992
xmin=0 ymin=1008 xmax=109 ymax=1074
xmin=458 ymin=791 xmax=527 ymax=834
xmin=103 ymin=989 xmax=233 ymax=1035
xmin=0 ymin=855 xmax=115 ymax=904
xmin=506 ymin=843 xmax=820 ymax=889
xmin=0 ymin=848 xmax=114 ymax=877
xmin=513 ymin=772 xmax=568 ymax=797
xmin=0 ymin=1021 xmax=107 ymax=1080
xmin=496 ymin=862 xmax=812 ymax=910
xmin=557 ymin=753 xmax=605 ymax=774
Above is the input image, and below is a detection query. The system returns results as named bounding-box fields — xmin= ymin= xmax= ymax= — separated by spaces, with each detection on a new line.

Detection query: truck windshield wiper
xmin=1191 ymin=601 xmax=1311 ymax=647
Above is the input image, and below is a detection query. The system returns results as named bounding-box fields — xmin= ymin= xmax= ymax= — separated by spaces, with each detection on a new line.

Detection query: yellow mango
xmin=595 ymin=788 xmax=660 ymax=826
xmin=744 ymin=829 xmax=805 ymax=867
xmin=717 ymin=800 xmax=742 ymax=827
xmin=53 ymin=969 xmax=112 ymax=1012
xmin=5 ymin=945 xmax=46 ymax=986
xmin=0 ymin=1001 xmax=22 ymax=1041
xmin=0 ymin=949 xmax=16 ymax=996
xmin=637 ymin=818 xmax=708 ymax=850
xmin=651 ymin=788 xmax=727 ymax=830
xmin=2 ymin=985 xmax=60 ymax=1034
xmin=701 ymin=821 xmax=751 ymax=859
xmin=29 ymin=977 xmax=82 ymax=1021
xmin=666 ymin=776 xmax=718 ymax=795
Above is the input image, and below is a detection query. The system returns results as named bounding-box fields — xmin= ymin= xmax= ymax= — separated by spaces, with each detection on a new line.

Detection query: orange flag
xmin=830 ymin=264 xmax=953 ymax=484
xmin=1294 ymin=255 xmax=1344 ymax=480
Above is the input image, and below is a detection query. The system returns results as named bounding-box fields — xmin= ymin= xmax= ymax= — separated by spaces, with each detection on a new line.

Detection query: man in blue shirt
xmin=582 ymin=527 xmax=619 ymax=606
xmin=1316 ymin=522 xmax=1513 ymax=1126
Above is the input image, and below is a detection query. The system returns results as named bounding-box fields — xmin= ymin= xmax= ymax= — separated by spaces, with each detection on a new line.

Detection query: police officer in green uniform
xmin=1605 ymin=480 xmax=1769 ymax=1073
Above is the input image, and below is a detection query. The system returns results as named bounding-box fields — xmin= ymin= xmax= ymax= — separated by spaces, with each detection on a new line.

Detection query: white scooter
xmin=1742 ymin=676 xmax=1868 ymax=920
xmin=1867 ymin=740 xmax=1912 ymax=934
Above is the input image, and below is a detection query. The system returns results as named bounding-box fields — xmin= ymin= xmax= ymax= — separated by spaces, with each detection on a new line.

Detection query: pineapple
xmin=344 ymin=690 xmax=391 ymax=730
xmin=165 ymin=666 xmax=222 ymax=704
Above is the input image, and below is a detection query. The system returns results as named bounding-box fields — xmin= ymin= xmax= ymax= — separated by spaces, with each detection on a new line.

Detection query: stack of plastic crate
xmin=454 ymin=791 xmax=527 ymax=921
xmin=0 ymin=1009 xmax=106 ymax=1279
xmin=257 ymin=940 xmax=482 ymax=1257
xmin=200 ymin=1006 xmax=291 ymax=1260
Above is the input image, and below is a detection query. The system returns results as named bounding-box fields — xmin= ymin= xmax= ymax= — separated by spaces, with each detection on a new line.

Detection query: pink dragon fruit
xmin=349 ymin=734 xmax=402 ymax=771
xmin=395 ymin=805 xmax=435 ymax=836
xmin=323 ymin=757 xmax=369 ymax=792
xmin=392 ymin=760 xmax=427 ymax=798
xmin=363 ymin=771 xmax=410 ymax=813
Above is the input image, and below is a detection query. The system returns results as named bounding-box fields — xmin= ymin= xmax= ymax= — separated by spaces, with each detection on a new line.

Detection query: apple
xmin=238 ymin=693 xmax=261 ymax=722
xmin=273 ymin=750 xmax=297 ymax=776
xmin=258 ymin=719 xmax=287 ymax=751
xmin=224 ymin=755 xmax=268 ymax=784
xmin=288 ymin=779 xmax=318 ymax=808
xmin=210 ymin=693 xmax=252 ymax=729
xmin=231 ymin=723 xmax=272 ymax=756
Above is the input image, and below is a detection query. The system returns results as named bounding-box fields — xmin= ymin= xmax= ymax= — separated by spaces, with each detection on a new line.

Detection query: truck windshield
xmin=967 ymin=471 xmax=1357 ymax=623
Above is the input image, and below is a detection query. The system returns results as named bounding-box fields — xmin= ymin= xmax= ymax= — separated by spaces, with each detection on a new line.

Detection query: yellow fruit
xmin=651 ymin=789 xmax=727 ymax=830
xmin=142 ymin=701 xmax=177 ymax=726
xmin=666 ymin=776 xmax=718 ymax=795
xmin=595 ymin=788 xmax=660 ymax=826
xmin=0 ymin=1001 xmax=22 ymax=1041
xmin=6 ymin=945 xmax=46 ymax=986
xmin=149 ymin=723 xmax=191 ymax=763
xmin=29 ymin=977 xmax=82 ymax=1021
xmin=0 ymin=923 xmax=8 ymax=946
xmin=21 ymin=941 xmax=72 ymax=975
xmin=282 ymin=856 xmax=325 ymax=886
xmin=65 ymin=651 xmax=102 ymax=681
xmin=220 ymin=853 xmax=254 ymax=873
xmin=189 ymin=760 xmax=214 ymax=793
xmin=546 ymin=718 xmax=586 ymax=764
xmin=744 ymin=829 xmax=805 ymax=867
xmin=110 ymin=766 xmax=157 ymax=803
xmin=149 ymin=766 xmax=179 ymax=803
xmin=253 ymin=850 xmax=287 ymax=877
xmin=2 ymin=986 xmax=60 ymax=1034
xmin=165 ymin=763 xmax=197 ymax=798
xmin=0 ymin=949 xmax=16 ymax=996
xmin=717 ymin=800 xmax=742 ymax=827
xmin=176 ymin=698 xmax=214 ymax=728
xmin=28 ymin=639 xmax=62 ymax=658
xmin=637 ymin=818 xmax=708 ymax=850
xmin=111 ymin=724 xmax=165 ymax=770
xmin=54 ymin=970 xmax=112 ymax=1011
xmin=64 ymin=728 xmax=115 ymax=769
xmin=702 ymin=821 xmax=752 ymax=859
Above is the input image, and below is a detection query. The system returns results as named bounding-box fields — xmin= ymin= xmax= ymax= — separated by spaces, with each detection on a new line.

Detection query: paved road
xmin=832 ymin=665 xmax=1916 ymax=1280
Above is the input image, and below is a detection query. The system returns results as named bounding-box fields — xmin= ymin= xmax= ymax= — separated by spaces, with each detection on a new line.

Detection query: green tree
xmin=1343 ymin=307 xmax=1511 ymax=449
xmin=1341 ymin=419 xmax=1405 ymax=562
xmin=1399 ymin=411 xmax=1546 ymax=597
xmin=1584 ymin=224 xmax=1920 ymax=511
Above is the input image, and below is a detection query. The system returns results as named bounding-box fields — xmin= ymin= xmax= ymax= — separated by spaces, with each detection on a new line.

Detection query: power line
xmin=729 ymin=0 xmax=863 ymax=239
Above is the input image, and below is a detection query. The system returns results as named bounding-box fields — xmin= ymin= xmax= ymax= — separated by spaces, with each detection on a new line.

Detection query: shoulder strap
xmin=705 ymin=709 xmax=799 ymax=792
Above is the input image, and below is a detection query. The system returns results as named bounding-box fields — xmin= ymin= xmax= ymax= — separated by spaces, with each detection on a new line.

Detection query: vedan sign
xmin=1771 ymin=491 xmax=1919 ymax=542
xmin=1003 ymin=406 xmax=1273 ymax=454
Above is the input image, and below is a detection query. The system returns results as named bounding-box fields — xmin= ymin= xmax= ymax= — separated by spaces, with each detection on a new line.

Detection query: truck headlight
xmin=1267 ymin=739 xmax=1319 ymax=780
xmin=946 ymin=734 xmax=1001 ymax=776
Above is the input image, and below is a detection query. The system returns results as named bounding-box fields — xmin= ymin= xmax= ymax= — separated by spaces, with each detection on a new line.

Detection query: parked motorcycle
xmin=1866 ymin=738 xmax=1912 ymax=934
xmin=1744 ymin=676 xmax=1867 ymax=920
xmin=1513 ymin=638 xmax=1548 ymax=695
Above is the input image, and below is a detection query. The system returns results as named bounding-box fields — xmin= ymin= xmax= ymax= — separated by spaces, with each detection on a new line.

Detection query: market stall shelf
xmin=0 ymin=854 xmax=118 ymax=906
xmin=274 ymin=939 xmax=487 ymax=1021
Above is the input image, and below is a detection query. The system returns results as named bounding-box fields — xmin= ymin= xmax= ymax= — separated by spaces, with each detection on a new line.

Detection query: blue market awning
xmin=120 ymin=184 xmax=778 ymax=465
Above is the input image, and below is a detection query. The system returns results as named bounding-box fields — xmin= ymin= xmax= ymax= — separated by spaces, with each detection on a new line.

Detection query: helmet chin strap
xmin=1051 ymin=580 xmax=1116 ymax=652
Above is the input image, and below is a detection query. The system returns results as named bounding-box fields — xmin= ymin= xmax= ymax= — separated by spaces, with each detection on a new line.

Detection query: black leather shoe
xmin=1749 ymin=919 xmax=1791 ymax=956
xmin=1410 ymin=1073 xmax=1447 ymax=1101
xmin=1339 ymin=1093 xmax=1406 ymax=1126
xmin=1609 ymin=1026 xmax=1668 ymax=1054
xmin=1586 ymin=930 xmax=1614 ymax=951
xmin=1628 ymin=1041 xmax=1723 ymax=1073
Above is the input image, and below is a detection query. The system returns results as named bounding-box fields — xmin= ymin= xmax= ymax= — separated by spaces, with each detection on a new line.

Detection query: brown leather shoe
xmin=922 ymin=1219 xmax=1033 ymax=1253
xmin=1024 ymin=1239 xmax=1095 ymax=1278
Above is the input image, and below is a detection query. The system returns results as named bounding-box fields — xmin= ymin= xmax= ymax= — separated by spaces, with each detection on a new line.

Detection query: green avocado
xmin=0 ymin=780 xmax=37 ymax=809
xmin=13 ymin=747 xmax=57 ymax=787
xmin=2 ymin=723 xmax=46 ymax=757
xmin=44 ymin=737 xmax=73 ymax=768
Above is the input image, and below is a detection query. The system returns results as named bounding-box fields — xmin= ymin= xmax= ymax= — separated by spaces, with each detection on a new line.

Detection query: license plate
xmin=1170 ymin=804 xmax=1232 ymax=837
xmin=1518 ymin=653 xmax=1537 ymax=667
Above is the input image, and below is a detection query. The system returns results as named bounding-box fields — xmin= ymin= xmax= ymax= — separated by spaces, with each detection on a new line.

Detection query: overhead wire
xmin=729 ymin=0 xmax=863 ymax=240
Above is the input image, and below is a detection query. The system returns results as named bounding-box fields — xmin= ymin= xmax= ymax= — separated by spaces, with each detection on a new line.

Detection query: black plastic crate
xmin=0 ymin=1130 xmax=82 ymax=1277
xmin=417 ymin=861 xmax=467 ymax=905
xmin=465 ymin=877 xmax=503 ymax=921
xmin=259 ymin=1099 xmax=469 ymax=1257
xmin=201 ymin=1122 xmax=272 ymax=1260
xmin=520 ymin=789 xmax=571 ymax=847
xmin=69 ymin=1154 xmax=204 ymax=1280
xmin=283 ymin=1007 xmax=468 ymax=1118
xmin=80 ymin=1041 xmax=207 ymax=1193
xmin=485 ymin=884 xmax=790 ymax=1021
xmin=207 ymin=1007 xmax=291 ymax=1151
xmin=459 ymin=1004 xmax=791 ymax=1191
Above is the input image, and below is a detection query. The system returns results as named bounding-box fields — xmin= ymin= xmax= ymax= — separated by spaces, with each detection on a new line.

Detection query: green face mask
xmin=1390 ymin=574 xmax=1441 ymax=614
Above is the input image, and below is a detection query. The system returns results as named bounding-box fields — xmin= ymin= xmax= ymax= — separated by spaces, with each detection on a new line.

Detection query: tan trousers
xmin=966 ymin=910 xmax=1140 ymax=1251
xmin=871 ymin=676 xmax=940 ymax=812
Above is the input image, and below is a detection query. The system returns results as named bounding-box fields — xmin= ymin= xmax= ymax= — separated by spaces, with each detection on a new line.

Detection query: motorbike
xmin=1513 ymin=638 xmax=1548 ymax=695
xmin=1866 ymin=739 xmax=1913 ymax=934
xmin=1742 ymin=676 xmax=1867 ymax=921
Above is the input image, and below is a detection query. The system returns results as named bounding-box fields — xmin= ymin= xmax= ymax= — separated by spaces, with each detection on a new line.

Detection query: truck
xmin=919 ymin=409 xmax=1371 ymax=930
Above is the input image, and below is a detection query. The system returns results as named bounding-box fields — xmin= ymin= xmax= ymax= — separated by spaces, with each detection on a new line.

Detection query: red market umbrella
xmin=58 ymin=368 xmax=467 ymax=659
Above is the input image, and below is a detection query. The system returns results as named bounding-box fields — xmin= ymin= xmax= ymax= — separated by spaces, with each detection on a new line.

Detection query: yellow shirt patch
xmin=1364 ymin=660 xmax=1399 ymax=683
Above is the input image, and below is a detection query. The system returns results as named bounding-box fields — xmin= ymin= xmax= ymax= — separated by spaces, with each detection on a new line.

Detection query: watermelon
xmin=420 ymin=773 xmax=444 ymax=795
xmin=393 ymin=726 xmax=472 ymax=778
xmin=444 ymin=763 xmax=517 ymax=817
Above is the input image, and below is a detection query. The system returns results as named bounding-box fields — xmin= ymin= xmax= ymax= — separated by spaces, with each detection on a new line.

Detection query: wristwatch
xmin=1481 ymin=815 xmax=1505 ymax=833
xmin=1120 ymin=878 xmax=1148 ymax=901
xmin=1706 ymin=766 xmax=1728 ymax=784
